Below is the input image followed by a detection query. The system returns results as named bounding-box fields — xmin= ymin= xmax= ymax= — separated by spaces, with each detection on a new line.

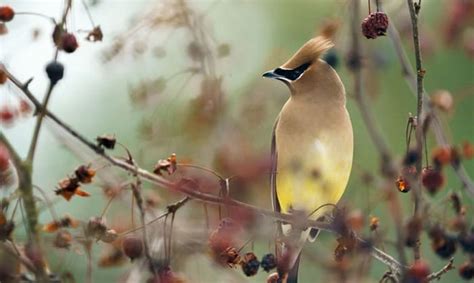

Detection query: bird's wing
xmin=270 ymin=116 xmax=281 ymax=214
xmin=271 ymin=116 xmax=284 ymax=239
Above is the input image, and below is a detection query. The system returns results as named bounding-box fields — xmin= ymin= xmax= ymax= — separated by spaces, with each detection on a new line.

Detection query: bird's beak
xmin=262 ymin=70 xmax=281 ymax=80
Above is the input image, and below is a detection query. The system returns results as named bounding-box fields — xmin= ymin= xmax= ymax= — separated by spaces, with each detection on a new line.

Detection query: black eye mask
xmin=273 ymin=62 xmax=311 ymax=81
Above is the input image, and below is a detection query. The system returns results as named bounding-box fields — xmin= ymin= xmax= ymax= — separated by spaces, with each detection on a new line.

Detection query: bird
xmin=263 ymin=35 xmax=353 ymax=283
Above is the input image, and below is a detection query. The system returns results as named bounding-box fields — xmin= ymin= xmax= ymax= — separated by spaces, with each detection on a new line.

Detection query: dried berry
xmin=96 ymin=134 xmax=116 ymax=150
xmin=122 ymin=236 xmax=143 ymax=260
xmin=241 ymin=252 xmax=260 ymax=277
xmin=75 ymin=165 xmax=96 ymax=184
xmin=422 ymin=167 xmax=445 ymax=194
xmin=459 ymin=261 xmax=474 ymax=280
xmin=0 ymin=6 xmax=15 ymax=22
xmin=431 ymin=90 xmax=453 ymax=112
xmin=261 ymin=253 xmax=277 ymax=272
xmin=361 ymin=12 xmax=389 ymax=39
xmin=54 ymin=177 xmax=89 ymax=201
xmin=403 ymin=149 xmax=420 ymax=166
xmin=396 ymin=175 xmax=411 ymax=193
xmin=429 ymin=226 xmax=457 ymax=258
xmin=432 ymin=146 xmax=453 ymax=167
xmin=61 ymin=33 xmax=78 ymax=53
xmin=0 ymin=144 xmax=10 ymax=172
xmin=45 ymin=61 xmax=64 ymax=85
xmin=462 ymin=141 xmax=474 ymax=159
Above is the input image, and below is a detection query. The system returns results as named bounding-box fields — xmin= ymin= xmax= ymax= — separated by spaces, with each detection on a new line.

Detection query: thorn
xmin=24 ymin=77 xmax=34 ymax=89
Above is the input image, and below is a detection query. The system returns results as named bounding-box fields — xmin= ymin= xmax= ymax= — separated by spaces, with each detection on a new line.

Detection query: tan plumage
xmin=265 ymin=35 xmax=353 ymax=282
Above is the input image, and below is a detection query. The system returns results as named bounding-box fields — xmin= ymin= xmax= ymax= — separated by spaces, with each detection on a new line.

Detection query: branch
xmin=426 ymin=257 xmax=454 ymax=281
xmin=386 ymin=15 xmax=474 ymax=196
xmin=406 ymin=0 xmax=425 ymax=261
xmin=1 ymin=51 xmax=406 ymax=280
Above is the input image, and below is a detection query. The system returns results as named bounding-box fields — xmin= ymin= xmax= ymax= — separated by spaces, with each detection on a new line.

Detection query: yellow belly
xmin=275 ymin=111 xmax=353 ymax=219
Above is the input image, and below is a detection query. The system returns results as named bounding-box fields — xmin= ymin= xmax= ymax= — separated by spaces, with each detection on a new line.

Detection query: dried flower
xmin=85 ymin=216 xmax=107 ymax=240
xmin=0 ymin=6 xmax=15 ymax=22
xmin=101 ymin=229 xmax=119 ymax=243
xmin=53 ymin=230 xmax=73 ymax=249
xmin=75 ymin=165 xmax=96 ymax=184
xmin=361 ymin=12 xmax=389 ymax=39
xmin=153 ymin=153 xmax=177 ymax=175
xmin=369 ymin=216 xmax=379 ymax=231
xmin=96 ymin=134 xmax=116 ymax=150
xmin=86 ymin=26 xmax=103 ymax=42
xmin=43 ymin=215 xmax=80 ymax=232
xmin=220 ymin=246 xmax=241 ymax=267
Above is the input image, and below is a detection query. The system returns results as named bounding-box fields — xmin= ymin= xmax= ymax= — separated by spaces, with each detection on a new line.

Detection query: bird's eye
xmin=274 ymin=62 xmax=311 ymax=81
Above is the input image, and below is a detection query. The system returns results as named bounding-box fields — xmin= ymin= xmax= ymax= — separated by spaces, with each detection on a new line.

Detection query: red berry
xmin=122 ymin=236 xmax=143 ymax=260
xmin=0 ymin=6 xmax=15 ymax=22
xmin=422 ymin=167 xmax=445 ymax=194
xmin=61 ymin=33 xmax=78 ymax=53
xmin=408 ymin=260 xmax=431 ymax=280
xmin=0 ymin=143 xmax=10 ymax=171
xmin=361 ymin=12 xmax=389 ymax=39
xmin=0 ymin=106 xmax=16 ymax=125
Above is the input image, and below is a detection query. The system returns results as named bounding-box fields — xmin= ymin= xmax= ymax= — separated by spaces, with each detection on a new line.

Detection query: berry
xmin=459 ymin=261 xmax=474 ymax=280
xmin=0 ymin=6 xmax=15 ymax=22
xmin=361 ymin=12 xmax=389 ymax=39
xmin=45 ymin=61 xmax=64 ymax=84
xmin=463 ymin=141 xmax=474 ymax=159
xmin=0 ymin=143 xmax=10 ymax=172
xmin=407 ymin=260 xmax=430 ymax=281
xmin=0 ymin=69 xmax=7 ymax=84
xmin=429 ymin=226 xmax=457 ymax=259
xmin=0 ymin=106 xmax=16 ymax=125
xmin=459 ymin=232 xmax=474 ymax=254
xmin=403 ymin=149 xmax=420 ymax=166
xmin=432 ymin=146 xmax=453 ymax=167
xmin=261 ymin=253 xmax=277 ymax=272
xmin=61 ymin=33 xmax=78 ymax=53
xmin=122 ymin=236 xmax=143 ymax=260
xmin=422 ymin=167 xmax=444 ymax=194
xmin=241 ymin=252 xmax=260 ymax=277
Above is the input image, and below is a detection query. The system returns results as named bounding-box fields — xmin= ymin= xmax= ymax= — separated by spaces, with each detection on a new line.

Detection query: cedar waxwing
xmin=264 ymin=36 xmax=353 ymax=282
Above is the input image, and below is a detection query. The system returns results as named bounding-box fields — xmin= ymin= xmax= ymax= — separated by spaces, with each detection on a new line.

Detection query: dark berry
xmin=403 ymin=149 xmax=420 ymax=166
xmin=122 ymin=236 xmax=143 ymax=260
xmin=0 ymin=6 xmax=15 ymax=22
xmin=459 ymin=261 xmax=474 ymax=280
xmin=261 ymin=253 xmax=277 ymax=272
xmin=433 ymin=236 xmax=457 ymax=259
xmin=241 ymin=252 xmax=260 ymax=277
xmin=361 ymin=12 xmax=389 ymax=39
xmin=45 ymin=61 xmax=64 ymax=85
xmin=61 ymin=33 xmax=78 ymax=53
xmin=459 ymin=232 xmax=474 ymax=254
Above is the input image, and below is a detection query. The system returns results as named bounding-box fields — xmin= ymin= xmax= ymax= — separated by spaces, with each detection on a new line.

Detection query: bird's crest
xmin=282 ymin=36 xmax=334 ymax=69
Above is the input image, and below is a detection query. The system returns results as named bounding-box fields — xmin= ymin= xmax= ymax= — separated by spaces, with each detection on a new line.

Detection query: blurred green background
xmin=1 ymin=0 xmax=473 ymax=282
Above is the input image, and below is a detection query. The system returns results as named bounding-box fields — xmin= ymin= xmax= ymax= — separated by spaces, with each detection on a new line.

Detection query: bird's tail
xmin=286 ymin=252 xmax=301 ymax=283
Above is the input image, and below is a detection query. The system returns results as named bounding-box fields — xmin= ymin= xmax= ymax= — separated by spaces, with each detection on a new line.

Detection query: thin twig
xmin=426 ymin=258 xmax=454 ymax=281
xmin=406 ymin=0 xmax=425 ymax=261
